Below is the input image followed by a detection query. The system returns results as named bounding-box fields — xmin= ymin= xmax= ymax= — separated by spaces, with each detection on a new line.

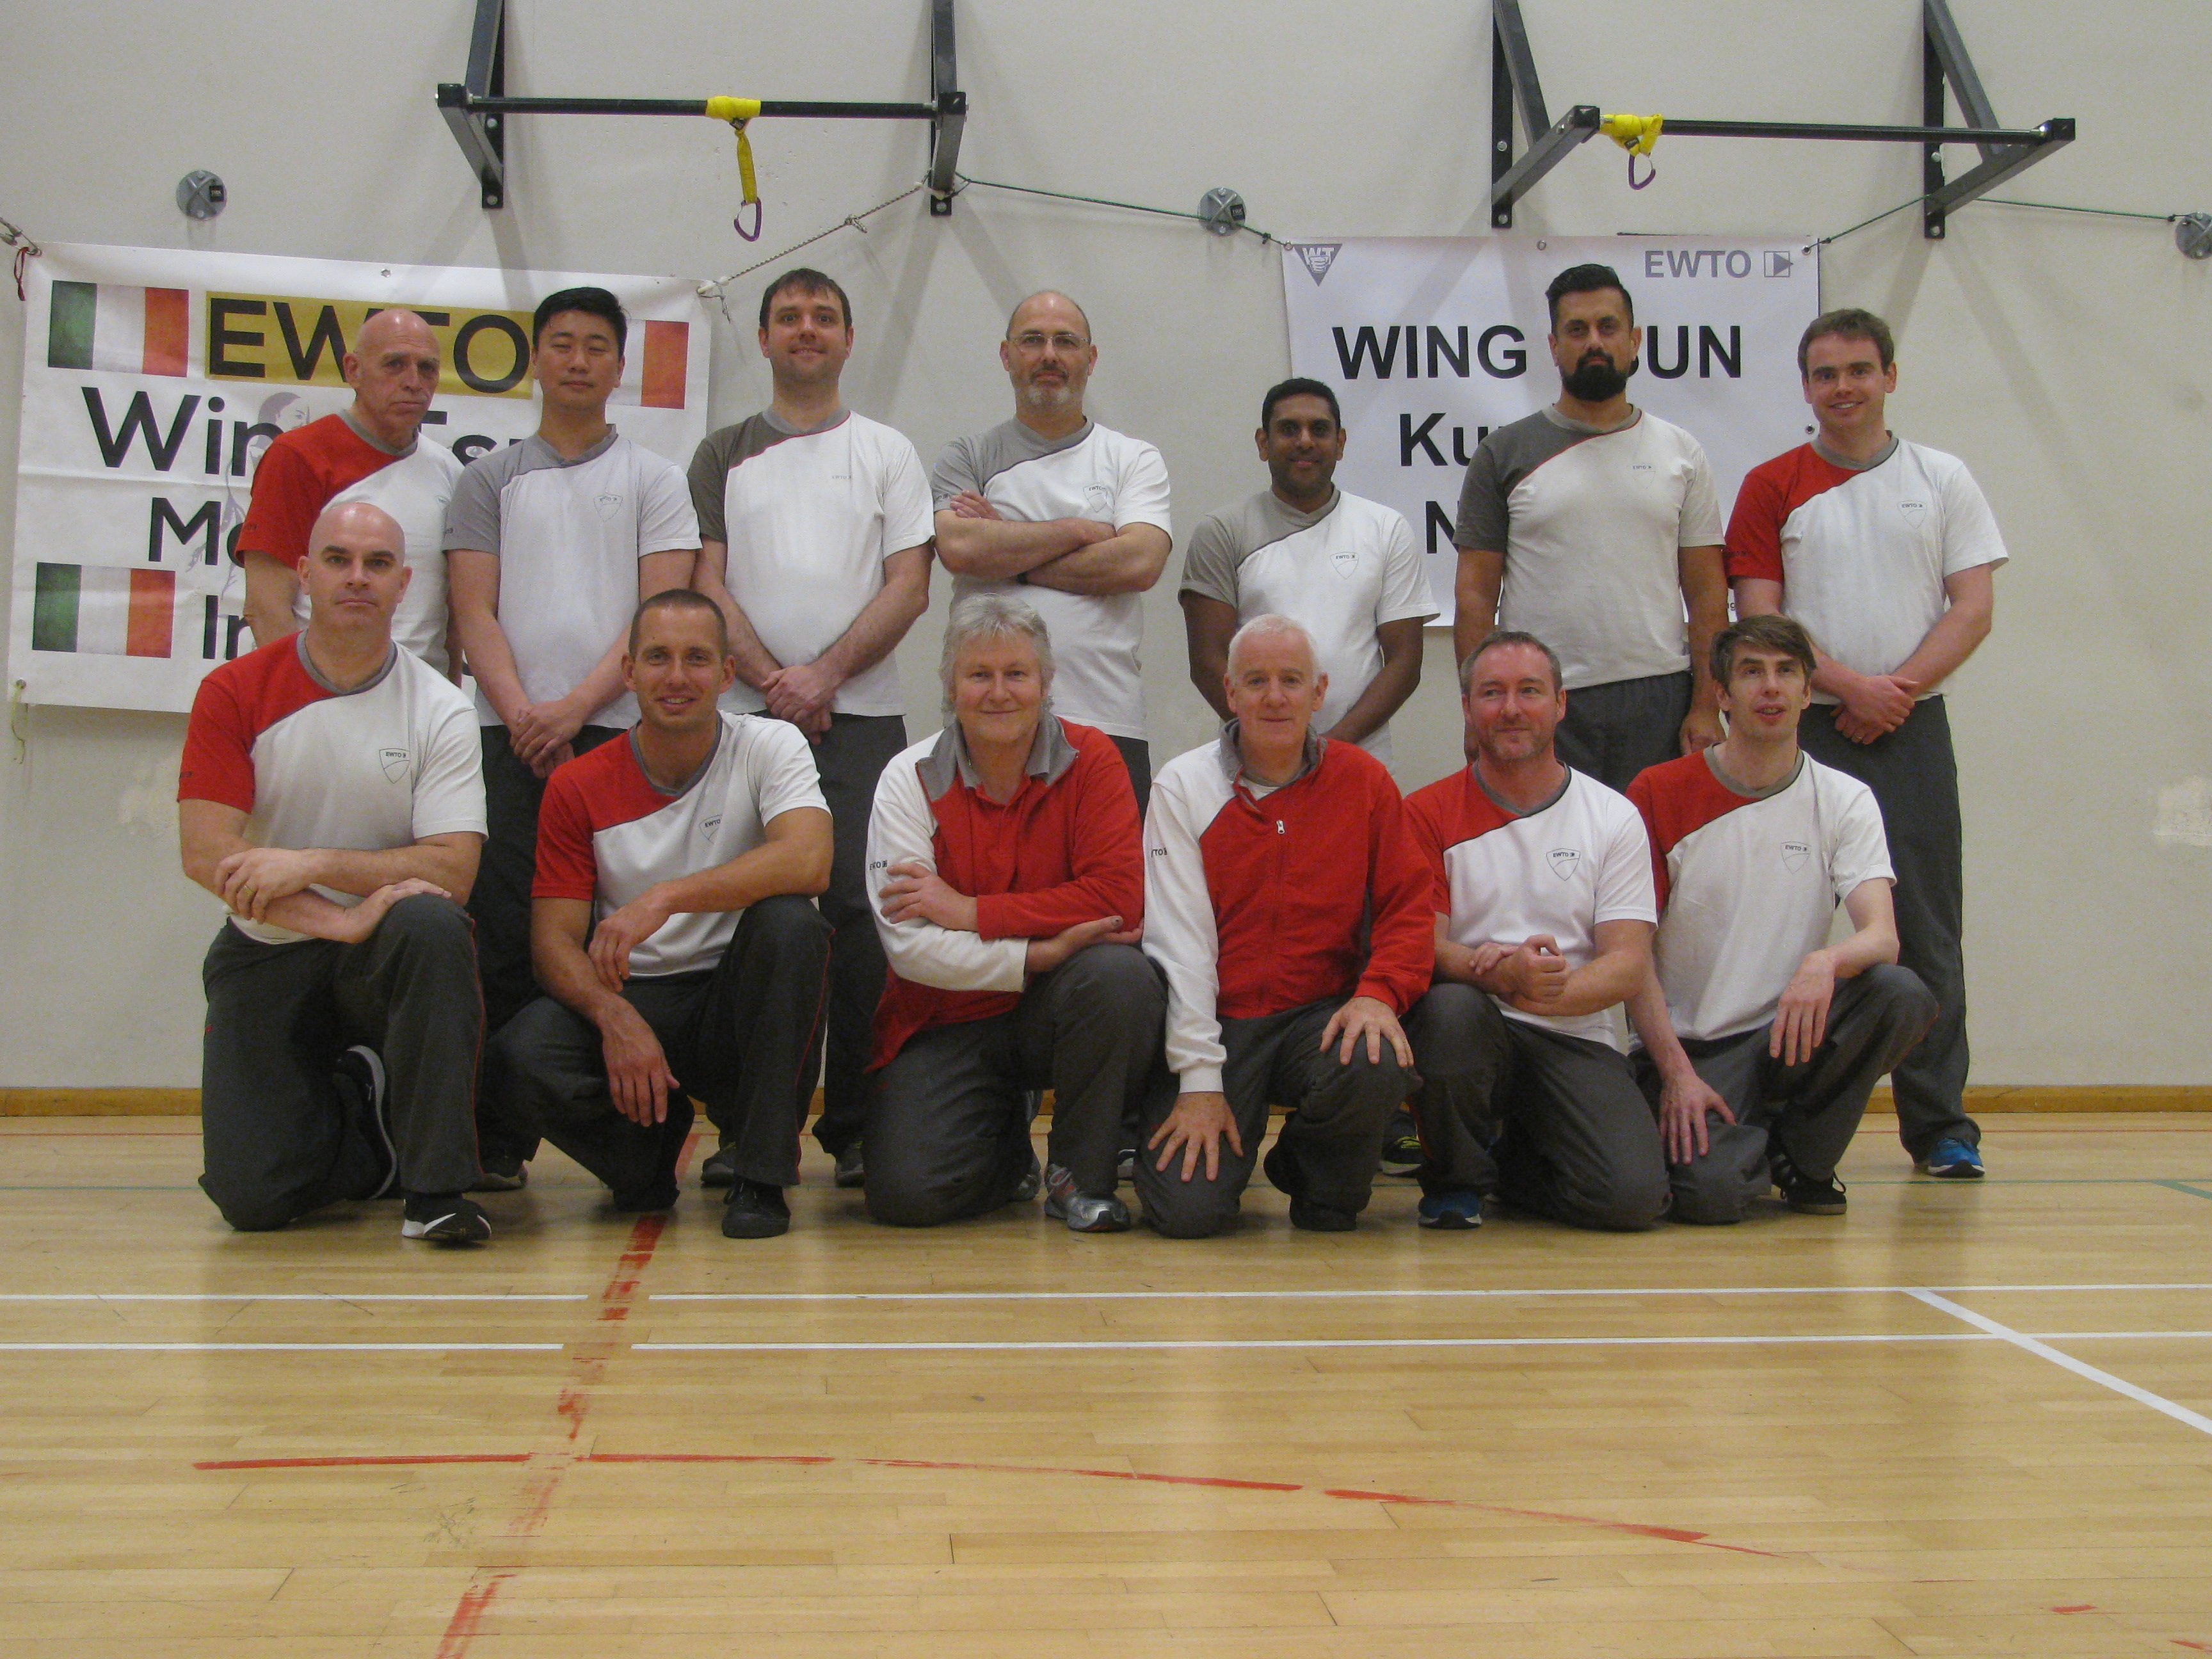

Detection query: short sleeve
xmin=1937 ymin=458 xmax=2009 ymax=577
xmin=1826 ymin=774 xmax=1895 ymax=901
xmin=533 ymin=765 xmax=599 ymax=901
xmin=1374 ymin=508 xmax=1438 ymax=623
xmin=929 ymin=435 xmax=985 ymax=508
xmin=1177 ymin=513 xmax=1242 ymax=606
xmin=177 ymin=671 xmax=257 ymax=812
xmin=1724 ymin=463 xmax=1789 ymax=584
xmin=1452 ymin=440 xmax=1508 ymax=551
xmin=879 ymin=433 xmax=935 ymax=556
xmin=686 ymin=428 xmax=738 ymax=545
xmin=748 ymin=720 xmax=830 ymax=825
xmin=1591 ymin=801 xmax=1659 ymax=926
xmin=444 ymin=458 xmax=503 ymax=555
xmin=634 ymin=456 xmax=701 ymax=556
xmin=233 ymin=439 xmax=324 ymax=568
xmin=409 ymin=696 xmax=488 ymax=840
xmin=1112 ymin=442 xmax=1173 ymax=536
xmin=1678 ymin=436 xmax=1726 ymax=547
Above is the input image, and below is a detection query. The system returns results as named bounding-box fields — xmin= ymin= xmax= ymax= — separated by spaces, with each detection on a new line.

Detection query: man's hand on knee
xmin=1655 ymin=1066 xmax=1734 ymax=1165
xmin=332 ymin=879 xmax=454 ymax=944
xmin=1320 ymin=995 xmax=1413 ymax=1068
xmin=597 ymin=1004 xmax=680 ymax=1125
xmin=1148 ymin=1091 xmax=1242 ymax=1182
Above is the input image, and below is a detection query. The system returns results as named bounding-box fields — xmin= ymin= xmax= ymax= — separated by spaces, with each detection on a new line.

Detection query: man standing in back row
xmin=932 ymin=290 xmax=1173 ymax=805
xmin=1727 ymin=308 xmax=2005 ymax=1180
xmin=686 ymin=268 xmax=934 ymax=1190
xmin=1451 ymin=263 xmax=1727 ymax=789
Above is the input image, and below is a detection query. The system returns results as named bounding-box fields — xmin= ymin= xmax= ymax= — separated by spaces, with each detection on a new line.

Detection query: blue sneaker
xmin=1920 ymin=1137 xmax=1985 ymax=1180
xmin=1417 ymin=1190 xmax=1485 ymax=1230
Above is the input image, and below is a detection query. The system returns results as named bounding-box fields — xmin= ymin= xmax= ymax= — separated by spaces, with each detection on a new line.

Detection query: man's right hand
xmin=510 ymin=699 xmax=586 ymax=773
xmin=1495 ymin=935 xmax=1568 ymax=1010
xmin=1656 ymin=1067 xmax=1735 ymax=1165
xmin=332 ymin=878 xmax=453 ymax=944
xmin=1833 ymin=671 xmax=1918 ymax=744
xmin=1023 ymin=915 xmax=1138 ymax=977
xmin=598 ymin=1002 xmax=680 ymax=1125
xmin=1148 ymin=1091 xmax=1243 ymax=1183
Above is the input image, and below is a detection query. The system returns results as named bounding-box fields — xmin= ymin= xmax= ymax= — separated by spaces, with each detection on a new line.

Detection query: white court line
xmin=0 ymin=1342 xmax=564 ymax=1352
xmin=1905 ymin=1288 xmax=2212 ymax=1440
xmin=638 ymin=1330 xmax=2212 ymax=1353
xmin=653 ymin=1281 xmax=2212 ymax=1302
xmin=0 ymin=1294 xmax=587 ymax=1302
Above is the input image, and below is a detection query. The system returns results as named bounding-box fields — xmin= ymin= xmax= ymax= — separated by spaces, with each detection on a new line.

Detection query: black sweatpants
xmin=198 ymin=894 xmax=483 ymax=1231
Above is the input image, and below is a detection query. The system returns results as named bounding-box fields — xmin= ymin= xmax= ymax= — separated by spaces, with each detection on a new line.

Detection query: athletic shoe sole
xmin=400 ymin=1207 xmax=490 ymax=1245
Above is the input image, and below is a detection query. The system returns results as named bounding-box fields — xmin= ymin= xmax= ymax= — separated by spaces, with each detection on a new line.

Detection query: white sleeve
xmin=748 ymin=720 xmax=831 ymax=824
xmin=1825 ymin=773 xmax=1895 ymax=900
xmin=1113 ymin=440 xmax=1173 ymax=538
xmin=411 ymin=694 xmax=488 ymax=840
xmin=864 ymin=744 xmax=1028 ymax=993
xmin=636 ymin=456 xmax=703 ymax=556
xmin=1678 ymin=435 xmax=1726 ymax=547
xmin=1937 ymin=456 xmax=2009 ymax=575
xmin=1374 ymin=508 xmax=1438 ymax=624
xmin=880 ymin=433 xmax=936 ymax=556
xmin=1140 ymin=764 xmax=1226 ymax=1093
xmin=1591 ymin=800 xmax=1659 ymax=927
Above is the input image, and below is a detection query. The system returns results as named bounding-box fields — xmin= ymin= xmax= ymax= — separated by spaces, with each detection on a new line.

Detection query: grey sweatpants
xmin=1554 ymin=669 xmax=1693 ymax=795
xmin=864 ymin=943 xmax=1169 ymax=1226
xmin=1135 ymin=997 xmax=1414 ymax=1239
xmin=490 ymin=895 xmax=830 ymax=1200
xmin=1799 ymin=699 xmax=1975 ymax=1159
xmin=1405 ymin=984 xmax=1668 ymax=1231
xmin=1633 ymin=965 xmax=1938 ymax=1223
xmin=198 ymin=894 xmax=483 ymax=1230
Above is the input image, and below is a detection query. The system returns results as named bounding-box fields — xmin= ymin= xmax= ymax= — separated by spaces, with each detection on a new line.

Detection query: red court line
xmin=198 ymin=1453 xmax=531 ymax=1470
xmin=434 ymin=1569 xmax=516 ymax=1659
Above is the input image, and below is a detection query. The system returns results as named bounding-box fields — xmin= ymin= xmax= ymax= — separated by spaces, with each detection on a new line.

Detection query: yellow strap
xmin=1600 ymin=112 xmax=1663 ymax=156
xmin=703 ymin=97 xmax=763 ymax=204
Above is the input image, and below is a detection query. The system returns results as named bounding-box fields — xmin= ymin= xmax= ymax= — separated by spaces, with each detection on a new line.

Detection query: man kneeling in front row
xmin=179 ymin=501 xmax=490 ymax=1243
xmin=1625 ymin=614 xmax=1936 ymax=1220
xmin=491 ymin=591 xmax=833 ymax=1237
xmin=863 ymin=595 xmax=1161 ymax=1231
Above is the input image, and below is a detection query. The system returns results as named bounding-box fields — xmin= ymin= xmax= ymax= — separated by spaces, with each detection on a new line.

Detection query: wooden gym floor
xmin=2 ymin=1111 xmax=2209 ymax=1658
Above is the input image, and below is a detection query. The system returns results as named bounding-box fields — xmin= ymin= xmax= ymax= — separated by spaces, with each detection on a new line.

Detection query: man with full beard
xmin=1448 ymin=264 xmax=1727 ymax=790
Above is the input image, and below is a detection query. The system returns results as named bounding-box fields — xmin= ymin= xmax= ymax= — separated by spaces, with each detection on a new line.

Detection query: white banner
xmin=1279 ymin=235 xmax=1820 ymax=625
xmin=10 ymin=243 xmax=711 ymax=712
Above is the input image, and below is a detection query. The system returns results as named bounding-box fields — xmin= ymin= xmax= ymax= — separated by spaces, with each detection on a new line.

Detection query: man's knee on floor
xmin=1667 ymin=1161 xmax=1753 ymax=1225
xmin=862 ymin=1149 xmax=979 ymax=1228
xmin=1565 ymin=1164 xmax=1671 ymax=1231
xmin=1140 ymin=1189 xmax=1239 ymax=1239
xmin=205 ymin=1178 xmax=310 ymax=1234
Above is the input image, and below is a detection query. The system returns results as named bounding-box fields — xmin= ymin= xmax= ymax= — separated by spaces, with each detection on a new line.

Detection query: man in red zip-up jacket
xmin=862 ymin=595 xmax=1163 ymax=1231
xmin=1139 ymin=614 xmax=1432 ymax=1236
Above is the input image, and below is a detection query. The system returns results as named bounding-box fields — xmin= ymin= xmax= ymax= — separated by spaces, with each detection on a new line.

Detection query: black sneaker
xmin=1771 ymin=1145 xmax=1847 ymax=1215
xmin=401 ymin=1192 xmax=491 ymax=1244
xmin=699 ymin=1145 xmax=739 ymax=1189
xmin=611 ymin=1176 xmax=680 ymax=1213
xmin=722 ymin=1180 xmax=791 ymax=1238
xmin=1288 ymin=1196 xmax=1358 ymax=1232
xmin=1378 ymin=1107 xmax=1422 ymax=1176
xmin=335 ymin=1046 xmax=397 ymax=1199
xmin=833 ymin=1142 xmax=866 ymax=1189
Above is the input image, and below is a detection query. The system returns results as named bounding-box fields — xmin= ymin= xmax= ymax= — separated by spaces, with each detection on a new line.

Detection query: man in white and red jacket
xmin=1139 ymin=614 xmax=1432 ymax=1237
xmin=863 ymin=595 xmax=1160 ymax=1231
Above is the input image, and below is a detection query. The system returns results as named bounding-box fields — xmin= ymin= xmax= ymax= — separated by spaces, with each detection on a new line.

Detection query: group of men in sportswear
xmin=176 ymin=257 xmax=2003 ymax=1246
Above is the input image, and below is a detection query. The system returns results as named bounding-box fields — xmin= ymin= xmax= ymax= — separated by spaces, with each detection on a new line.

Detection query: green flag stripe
xmin=47 ymin=282 xmax=96 ymax=371
xmin=31 ymin=563 xmax=81 ymax=652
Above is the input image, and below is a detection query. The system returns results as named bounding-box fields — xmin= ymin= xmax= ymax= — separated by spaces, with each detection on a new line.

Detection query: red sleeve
xmin=233 ymin=437 xmax=328 ymax=568
xmin=532 ymin=765 xmax=600 ymax=902
xmin=1400 ymin=782 xmax=1453 ymax=917
xmin=973 ymin=734 xmax=1145 ymax=940
xmin=1356 ymin=771 xmax=1438 ymax=1015
xmin=1723 ymin=458 xmax=1789 ymax=584
xmin=1624 ymin=770 xmax=1671 ymax=912
xmin=176 ymin=668 xmax=257 ymax=812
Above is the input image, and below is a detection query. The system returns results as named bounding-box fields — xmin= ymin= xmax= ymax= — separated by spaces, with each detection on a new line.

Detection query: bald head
xmin=1000 ymin=291 xmax=1096 ymax=429
xmin=300 ymin=499 xmax=410 ymax=636
xmin=344 ymin=309 xmax=440 ymax=449
xmin=1006 ymin=290 xmax=1091 ymax=342
xmin=309 ymin=499 xmax=406 ymax=559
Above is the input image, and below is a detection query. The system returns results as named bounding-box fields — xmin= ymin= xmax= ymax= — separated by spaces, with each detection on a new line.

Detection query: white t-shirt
xmin=1630 ymin=750 xmax=1893 ymax=1041
xmin=444 ymin=429 xmax=700 ymax=728
xmin=1179 ymin=487 xmax=1436 ymax=764
xmin=931 ymin=418 xmax=1173 ymax=739
xmin=1454 ymin=408 xmax=1724 ymax=691
xmin=1404 ymin=765 xmax=1656 ymax=1048
xmin=686 ymin=410 xmax=934 ymax=718
xmin=534 ymin=712 xmax=827 ymax=979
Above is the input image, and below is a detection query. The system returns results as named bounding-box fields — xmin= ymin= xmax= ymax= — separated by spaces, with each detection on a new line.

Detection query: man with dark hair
xmin=1401 ymin=627 xmax=1668 ymax=1233
xmin=684 ymin=266 xmax=933 ymax=1191
xmin=1728 ymin=307 xmax=2005 ymax=1180
xmin=236 ymin=309 xmax=462 ymax=673
xmin=490 ymin=589 xmax=833 ymax=1237
xmin=1179 ymin=376 xmax=1434 ymax=765
xmin=1450 ymin=262 xmax=1727 ymax=790
xmin=1625 ymin=613 xmax=1936 ymax=1222
xmin=179 ymin=501 xmax=490 ymax=1244
xmin=933 ymin=290 xmax=1173 ymax=806
xmin=447 ymin=285 xmax=701 ymax=1185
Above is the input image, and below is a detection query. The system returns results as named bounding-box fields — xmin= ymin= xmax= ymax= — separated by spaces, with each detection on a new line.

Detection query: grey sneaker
xmin=833 ymin=1143 xmax=866 ymax=1189
xmin=1009 ymin=1150 xmax=1043 ymax=1203
xmin=1044 ymin=1162 xmax=1132 ymax=1233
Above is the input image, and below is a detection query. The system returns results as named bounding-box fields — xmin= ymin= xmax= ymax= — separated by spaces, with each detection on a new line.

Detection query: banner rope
xmin=1823 ymin=194 xmax=2181 ymax=244
xmin=698 ymin=183 xmax=926 ymax=310
xmin=951 ymin=173 xmax=1278 ymax=243
xmin=1 ymin=214 xmax=43 ymax=301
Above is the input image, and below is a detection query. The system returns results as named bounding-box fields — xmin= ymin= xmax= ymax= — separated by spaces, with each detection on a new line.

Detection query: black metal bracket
xmin=1488 ymin=0 xmax=2073 ymax=238
xmin=435 ymin=0 xmax=967 ymax=215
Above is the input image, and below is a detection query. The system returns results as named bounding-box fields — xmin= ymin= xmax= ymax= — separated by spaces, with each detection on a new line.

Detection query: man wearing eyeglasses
xmin=931 ymin=291 xmax=1173 ymax=806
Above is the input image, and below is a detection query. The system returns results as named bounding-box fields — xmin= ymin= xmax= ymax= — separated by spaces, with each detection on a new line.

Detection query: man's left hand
xmin=216 ymin=846 xmax=324 ymax=919
xmin=879 ymin=861 xmax=981 ymax=933
xmin=588 ymin=891 xmax=675 ymax=992
xmin=1319 ymin=995 xmax=1413 ymax=1068
xmin=762 ymin=661 xmax=842 ymax=730
xmin=1679 ymin=703 xmax=1725 ymax=752
xmin=1771 ymin=950 xmax=1838 ymax=1066
xmin=945 ymin=491 xmax=1004 ymax=522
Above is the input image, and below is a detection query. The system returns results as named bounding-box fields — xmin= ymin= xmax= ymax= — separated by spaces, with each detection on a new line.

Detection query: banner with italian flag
xmin=10 ymin=243 xmax=711 ymax=713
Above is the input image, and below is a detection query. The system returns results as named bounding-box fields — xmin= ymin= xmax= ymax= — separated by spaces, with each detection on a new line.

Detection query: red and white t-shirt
xmin=236 ymin=413 xmax=463 ymax=674
xmin=1628 ymin=750 xmax=1892 ymax=1042
xmin=533 ymin=712 xmax=828 ymax=979
xmin=178 ymin=634 xmax=486 ymax=945
xmin=1725 ymin=437 xmax=2008 ymax=699
xmin=1404 ymin=767 xmax=1655 ymax=1048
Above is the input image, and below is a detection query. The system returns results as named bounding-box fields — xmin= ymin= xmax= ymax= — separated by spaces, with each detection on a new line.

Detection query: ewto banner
xmin=1278 ymin=236 xmax=1820 ymax=625
xmin=10 ymin=243 xmax=710 ymax=712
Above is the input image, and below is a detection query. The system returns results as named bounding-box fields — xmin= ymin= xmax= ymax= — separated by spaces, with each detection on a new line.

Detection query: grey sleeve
xmin=1452 ymin=441 xmax=1507 ymax=552
xmin=929 ymin=434 xmax=984 ymax=508
xmin=686 ymin=428 xmax=741 ymax=545
xmin=1177 ymin=513 xmax=1243 ymax=605
xmin=442 ymin=454 xmax=503 ymax=554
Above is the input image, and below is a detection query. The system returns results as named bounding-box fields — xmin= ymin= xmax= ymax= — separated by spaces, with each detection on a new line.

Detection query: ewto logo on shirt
xmin=1546 ymin=847 xmax=1581 ymax=881
xmin=699 ymin=814 xmax=723 ymax=838
xmin=1899 ymin=500 xmax=1928 ymax=526
xmin=1329 ymin=550 xmax=1359 ymax=581
xmin=378 ymin=747 xmax=408 ymax=781
xmin=1083 ymin=483 xmax=1112 ymax=517
xmin=1781 ymin=839 xmax=1811 ymax=871
xmin=595 ymin=492 xmax=625 ymax=520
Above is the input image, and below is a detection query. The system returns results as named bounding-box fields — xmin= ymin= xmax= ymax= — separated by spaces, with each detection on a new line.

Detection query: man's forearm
xmin=1679 ymin=545 xmax=1727 ymax=710
xmin=307 ymin=842 xmax=479 ymax=903
xmin=1452 ymin=547 xmax=1505 ymax=667
xmin=1546 ymin=948 xmax=1648 ymax=1018
xmin=933 ymin=516 xmax=1093 ymax=579
xmin=648 ymin=828 xmax=831 ymax=917
xmin=812 ymin=553 xmax=929 ymax=682
xmin=1626 ymin=970 xmax=1697 ymax=1082
xmin=535 ymin=930 xmax=633 ymax=1029
xmin=1891 ymin=605 xmax=1991 ymax=696
xmin=240 ymin=552 xmax=301 ymax=650
xmin=451 ymin=604 xmax=529 ymax=726
xmin=1324 ymin=632 xmax=1424 ymax=746
xmin=1021 ymin=527 xmax=1169 ymax=597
